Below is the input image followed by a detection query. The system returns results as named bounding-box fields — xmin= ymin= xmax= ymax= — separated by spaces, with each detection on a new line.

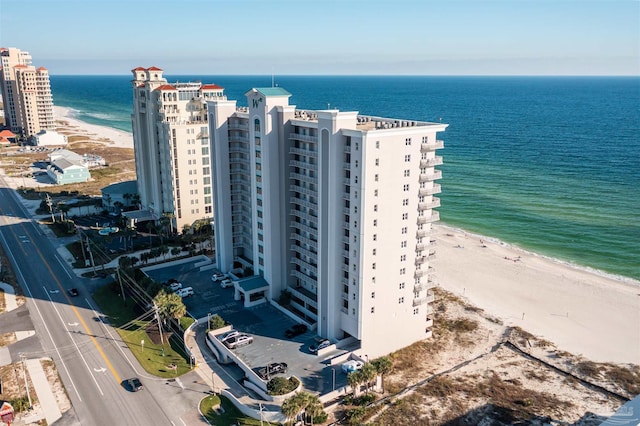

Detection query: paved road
xmin=0 ymin=178 xmax=208 ymax=426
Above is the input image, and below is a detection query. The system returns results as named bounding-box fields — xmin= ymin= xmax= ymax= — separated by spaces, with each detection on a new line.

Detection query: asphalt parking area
xmin=143 ymin=260 xmax=349 ymax=394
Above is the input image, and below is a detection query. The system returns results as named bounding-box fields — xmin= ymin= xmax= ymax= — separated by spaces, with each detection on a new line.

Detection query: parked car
xmin=219 ymin=330 xmax=239 ymax=342
xmin=219 ymin=278 xmax=234 ymax=289
xmin=309 ymin=338 xmax=331 ymax=354
xmin=341 ymin=360 xmax=364 ymax=374
xmin=175 ymin=287 xmax=194 ymax=298
xmin=284 ymin=323 xmax=308 ymax=338
xmin=258 ymin=362 xmax=288 ymax=380
xmin=211 ymin=272 xmax=227 ymax=282
xmin=67 ymin=288 xmax=79 ymax=297
xmin=224 ymin=334 xmax=253 ymax=349
xmin=126 ymin=377 xmax=143 ymax=392
xmin=168 ymin=282 xmax=183 ymax=291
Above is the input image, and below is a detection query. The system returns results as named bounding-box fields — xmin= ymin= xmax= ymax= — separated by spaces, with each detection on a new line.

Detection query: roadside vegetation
xmin=200 ymin=394 xmax=278 ymax=425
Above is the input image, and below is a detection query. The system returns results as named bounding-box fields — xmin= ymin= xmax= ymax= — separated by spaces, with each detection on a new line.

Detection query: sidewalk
xmin=24 ymin=358 xmax=62 ymax=425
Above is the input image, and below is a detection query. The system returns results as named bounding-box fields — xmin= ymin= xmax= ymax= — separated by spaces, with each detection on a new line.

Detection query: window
xmin=373 ymin=219 xmax=377 ymax=227
xmin=355 ymin=176 xmax=358 ymax=184
xmin=399 ymin=297 xmax=404 ymax=304
xmin=400 ymin=268 xmax=406 ymax=275
xmin=373 ymin=234 xmax=377 ymax=241
xmin=404 ymin=169 xmax=410 ymax=177
xmin=371 ymin=292 xmax=375 ymax=299
xmin=400 ymin=254 xmax=406 ymax=262
xmin=375 ymin=174 xmax=379 ymax=182
xmin=422 ymin=136 xmax=428 ymax=143
xmin=403 ymin=198 xmax=409 ymax=206
xmin=376 ymin=141 xmax=380 ymax=149
xmin=414 ymin=308 xmax=419 ymax=315
xmin=406 ymin=138 xmax=412 ymax=146
xmin=402 ymin=213 xmax=408 ymax=220
xmin=399 ymin=282 xmax=405 ymax=289
xmin=402 ymin=227 xmax=407 ymax=234
xmin=372 ymin=248 xmax=376 ymax=255
xmin=401 ymin=241 xmax=407 ymax=248
xmin=372 ymin=263 xmax=376 ymax=270
xmin=403 ymin=184 xmax=410 ymax=191
xmin=374 ymin=189 xmax=378 ymax=197
xmin=374 ymin=205 xmax=378 ymax=212
xmin=375 ymin=158 xmax=379 ymax=166
xmin=371 ymin=307 xmax=375 ymax=313
xmin=405 ymin=154 xmax=411 ymax=162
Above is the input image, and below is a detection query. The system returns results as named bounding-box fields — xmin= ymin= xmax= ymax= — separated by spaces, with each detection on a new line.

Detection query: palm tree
xmin=154 ymin=289 xmax=186 ymax=323
xmin=360 ymin=362 xmax=377 ymax=394
xmin=303 ymin=393 xmax=324 ymax=426
xmin=162 ymin=211 xmax=175 ymax=236
xmin=281 ymin=397 xmax=298 ymax=425
xmin=347 ymin=371 xmax=363 ymax=397
xmin=371 ymin=356 xmax=393 ymax=393
xmin=123 ymin=192 xmax=132 ymax=207
xmin=113 ymin=201 xmax=124 ymax=215
xmin=131 ymin=193 xmax=141 ymax=209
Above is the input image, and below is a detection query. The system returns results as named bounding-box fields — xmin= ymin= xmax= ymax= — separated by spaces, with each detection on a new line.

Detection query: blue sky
xmin=1 ymin=0 xmax=638 ymax=75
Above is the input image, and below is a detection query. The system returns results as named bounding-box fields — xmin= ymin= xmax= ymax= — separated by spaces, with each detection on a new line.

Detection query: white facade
xmin=0 ymin=47 xmax=55 ymax=137
xmin=33 ymin=129 xmax=68 ymax=146
xmin=131 ymin=67 xmax=225 ymax=231
xmin=208 ymin=88 xmax=447 ymax=358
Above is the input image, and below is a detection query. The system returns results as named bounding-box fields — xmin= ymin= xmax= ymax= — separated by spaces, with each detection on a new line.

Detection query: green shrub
xmin=267 ymin=376 xmax=300 ymax=395
xmin=209 ymin=314 xmax=225 ymax=330
xmin=10 ymin=397 xmax=30 ymax=412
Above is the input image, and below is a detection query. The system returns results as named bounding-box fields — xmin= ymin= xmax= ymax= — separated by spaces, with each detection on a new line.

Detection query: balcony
xmin=418 ymin=184 xmax=442 ymax=197
xmin=417 ymin=211 xmax=440 ymax=225
xmin=290 ymin=232 xmax=315 ymax=247
xmin=289 ymin=197 xmax=316 ymax=210
xmin=289 ymin=147 xmax=318 ymax=157
xmin=414 ymin=269 xmax=428 ymax=278
xmin=228 ymin=122 xmax=249 ymax=131
xmin=288 ymin=283 xmax=318 ymax=306
xmin=290 ymin=184 xmax=317 ymax=198
xmin=416 ymin=229 xmax=430 ymax=238
xmin=420 ymin=139 xmax=445 ymax=152
xmin=290 ymin=172 xmax=316 ymax=185
xmin=290 ymin=258 xmax=318 ymax=275
xmin=413 ymin=292 xmax=435 ymax=307
xmin=419 ymin=170 xmax=443 ymax=182
xmin=289 ymin=133 xmax=318 ymax=143
xmin=290 ymin=160 xmax=318 ymax=171
xmin=418 ymin=198 xmax=441 ymax=210
xmin=415 ymin=256 xmax=427 ymax=266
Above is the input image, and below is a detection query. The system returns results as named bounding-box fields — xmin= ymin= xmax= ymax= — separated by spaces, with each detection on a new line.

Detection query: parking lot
xmin=143 ymin=259 xmax=350 ymax=394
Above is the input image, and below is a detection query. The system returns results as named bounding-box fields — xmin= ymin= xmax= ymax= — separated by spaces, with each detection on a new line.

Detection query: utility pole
xmin=19 ymin=354 xmax=32 ymax=409
xmin=86 ymin=235 xmax=96 ymax=274
xmin=45 ymin=193 xmax=54 ymax=223
xmin=116 ymin=268 xmax=126 ymax=301
xmin=153 ymin=303 xmax=164 ymax=345
xmin=78 ymin=230 xmax=88 ymax=267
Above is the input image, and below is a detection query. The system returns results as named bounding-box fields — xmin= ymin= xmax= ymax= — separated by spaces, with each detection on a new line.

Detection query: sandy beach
xmin=433 ymin=224 xmax=640 ymax=365
xmin=54 ymin=105 xmax=133 ymax=149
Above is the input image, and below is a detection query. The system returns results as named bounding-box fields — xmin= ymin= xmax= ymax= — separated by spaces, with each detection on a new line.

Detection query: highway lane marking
xmin=93 ymin=368 xmax=106 ymax=373
xmin=9 ymin=213 xmax=125 ymax=386
xmin=56 ymin=256 xmax=73 ymax=280
xmin=43 ymin=286 xmax=105 ymax=396
xmin=0 ymin=229 xmax=83 ymax=402
xmin=68 ymin=322 xmax=79 ymax=327
xmin=175 ymin=377 xmax=184 ymax=389
xmin=179 ymin=418 xmax=187 ymax=426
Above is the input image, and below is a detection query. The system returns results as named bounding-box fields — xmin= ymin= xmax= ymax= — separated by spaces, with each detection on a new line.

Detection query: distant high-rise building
xmin=207 ymin=88 xmax=447 ymax=358
xmin=0 ymin=47 xmax=55 ymax=137
xmin=131 ymin=67 xmax=225 ymax=231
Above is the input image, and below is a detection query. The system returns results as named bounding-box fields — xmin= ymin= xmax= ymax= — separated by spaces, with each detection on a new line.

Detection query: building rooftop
xmin=251 ymin=87 xmax=292 ymax=97
xmin=102 ymin=180 xmax=138 ymax=195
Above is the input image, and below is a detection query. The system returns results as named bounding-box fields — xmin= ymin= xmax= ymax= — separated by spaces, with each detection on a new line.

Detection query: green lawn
xmin=200 ymin=394 xmax=280 ymax=426
xmin=93 ymin=284 xmax=192 ymax=378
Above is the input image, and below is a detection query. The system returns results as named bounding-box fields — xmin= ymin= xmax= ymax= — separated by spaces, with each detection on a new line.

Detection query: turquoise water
xmin=50 ymin=76 xmax=640 ymax=280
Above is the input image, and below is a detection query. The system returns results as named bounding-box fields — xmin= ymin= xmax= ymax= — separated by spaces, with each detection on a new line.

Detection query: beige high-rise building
xmin=0 ymin=47 xmax=55 ymax=137
xmin=208 ymin=88 xmax=447 ymax=358
xmin=131 ymin=67 xmax=225 ymax=232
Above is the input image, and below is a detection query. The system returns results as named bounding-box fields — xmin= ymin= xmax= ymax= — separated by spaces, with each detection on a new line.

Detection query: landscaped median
xmin=92 ymin=284 xmax=193 ymax=378
xmin=199 ymin=394 xmax=275 ymax=426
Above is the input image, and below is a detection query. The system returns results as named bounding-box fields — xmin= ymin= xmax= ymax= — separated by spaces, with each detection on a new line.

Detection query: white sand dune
xmin=433 ymin=224 xmax=640 ymax=365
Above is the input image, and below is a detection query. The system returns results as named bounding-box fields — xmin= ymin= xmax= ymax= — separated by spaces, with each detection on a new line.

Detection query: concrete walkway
xmin=25 ymin=358 xmax=63 ymax=425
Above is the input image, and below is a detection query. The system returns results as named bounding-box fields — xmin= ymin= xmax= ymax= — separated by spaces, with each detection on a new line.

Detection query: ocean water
xmin=49 ymin=75 xmax=640 ymax=280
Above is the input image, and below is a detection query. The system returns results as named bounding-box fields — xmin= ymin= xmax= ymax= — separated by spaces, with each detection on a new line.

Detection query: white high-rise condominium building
xmin=208 ymin=88 xmax=447 ymax=358
xmin=0 ymin=47 xmax=55 ymax=137
xmin=131 ymin=67 xmax=225 ymax=231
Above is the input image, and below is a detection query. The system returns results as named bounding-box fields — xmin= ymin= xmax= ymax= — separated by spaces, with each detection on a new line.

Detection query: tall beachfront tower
xmin=0 ymin=47 xmax=55 ymax=137
xmin=208 ymin=88 xmax=446 ymax=358
xmin=131 ymin=67 xmax=225 ymax=232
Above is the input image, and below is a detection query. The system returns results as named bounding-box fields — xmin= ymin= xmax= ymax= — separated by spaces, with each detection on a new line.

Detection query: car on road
xmin=67 ymin=288 xmax=79 ymax=297
xmin=223 ymin=334 xmax=253 ymax=349
xmin=220 ymin=278 xmax=234 ymax=289
xmin=309 ymin=338 xmax=331 ymax=354
xmin=126 ymin=377 xmax=143 ymax=392
xmin=341 ymin=360 xmax=364 ymax=374
xmin=284 ymin=323 xmax=308 ymax=338
xmin=168 ymin=282 xmax=183 ymax=291
xmin=258 ymin=362 xmax=288 ymax=380
xmin=176 ymin=287 xmax=194 ymax=298
xmin=211 ymin=272 xmax=227 ymax=282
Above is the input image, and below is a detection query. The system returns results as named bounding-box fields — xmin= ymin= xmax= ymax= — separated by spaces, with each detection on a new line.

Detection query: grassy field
xmin=200 ymin=394 xmax=279 ymax=426
xmin=92 ymin=284 xmax=193 ymax=378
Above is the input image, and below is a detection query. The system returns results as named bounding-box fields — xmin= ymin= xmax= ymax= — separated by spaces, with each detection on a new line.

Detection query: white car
xmin=219 ymin=330 xmax=239 ymax=342
xmin=175 ymin=287 xmax=194 ymax=298
xmin=223 ymin=334 xmax=253 ymax=349
xmin=342 ymin=360 xmax=364 ymax=374
xmin=211 ymin=272 xmax=227 ymax=282
xmin=168 ymin=282 xmax=182 ymax=291
xmin=220 ymin=279 xmax=234 ymax=289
